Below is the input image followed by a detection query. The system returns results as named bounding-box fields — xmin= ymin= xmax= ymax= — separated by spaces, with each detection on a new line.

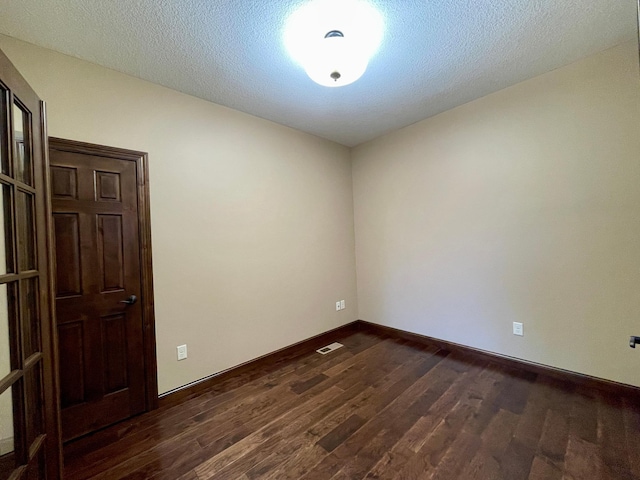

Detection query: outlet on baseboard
xmin=513 ymin=322 xmax=524 ymax=336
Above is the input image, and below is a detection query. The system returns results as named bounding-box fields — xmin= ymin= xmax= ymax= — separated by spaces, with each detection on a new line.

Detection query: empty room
xmin=0 ymin=0 xmax=638 ymax=479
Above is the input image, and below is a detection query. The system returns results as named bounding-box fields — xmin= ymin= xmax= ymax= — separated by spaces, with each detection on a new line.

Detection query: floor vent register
xmin=316 ymin=342 xmax=344 ymax=355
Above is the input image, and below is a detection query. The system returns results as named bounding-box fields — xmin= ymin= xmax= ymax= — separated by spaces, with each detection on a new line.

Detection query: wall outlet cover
xmin=177 ymin=344 xmax=188 ymax=360
xmin=513 ymin=322 xmax=524 ymax=336
xmin=340 ymin=300 xmax=345 ymax=309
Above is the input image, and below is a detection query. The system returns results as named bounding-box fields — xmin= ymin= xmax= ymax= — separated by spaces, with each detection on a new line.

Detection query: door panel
xmin=57 ymin=322 xmax=84 ymax=409
xmin=52 ymin=214 xmax=81 ymax=296
xmin=101 ymin=313 xmax=128 ymax=392
xmin=0 ymin=47 xmax=61 ymax=479
xmin=97 ymin=214 xmax=125 ymax=292
xmin=95 ymin=171 xmax=120 ymax=202
xmin=50 ymin=150 xmax=146 ymax=442
xmin=50 ymin=167 xmax=76 ymax=200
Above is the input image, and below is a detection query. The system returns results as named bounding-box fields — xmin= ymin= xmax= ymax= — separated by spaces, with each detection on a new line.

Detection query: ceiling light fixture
xmin=284 ymin=0 xmax=384 ymax=88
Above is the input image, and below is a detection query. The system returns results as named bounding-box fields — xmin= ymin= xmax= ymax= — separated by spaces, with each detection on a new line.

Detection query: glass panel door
xmin=0 ymin=47 xmax=60 ymax=480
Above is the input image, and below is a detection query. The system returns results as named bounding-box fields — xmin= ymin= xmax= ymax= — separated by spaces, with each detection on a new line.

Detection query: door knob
xmin=630 ymin=336 xmax=640 ymax=348
xmin=120 ymin=295 xmax=137 ymax=305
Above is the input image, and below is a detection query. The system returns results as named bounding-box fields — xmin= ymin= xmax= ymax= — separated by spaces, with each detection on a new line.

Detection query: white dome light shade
xmin=284 ymin=0 xmax=384 ymax=87
xmin=304 ymin=34 xmax=370 ymax=87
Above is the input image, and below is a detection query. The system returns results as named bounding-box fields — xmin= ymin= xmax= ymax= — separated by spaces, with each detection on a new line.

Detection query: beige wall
xmin=0 ymin=34 xmax=358 ymax=394
xmin=2 ymin=33 xmax=638 ymax=395
xmin=352 ymin=41 xmax=640 ymax=388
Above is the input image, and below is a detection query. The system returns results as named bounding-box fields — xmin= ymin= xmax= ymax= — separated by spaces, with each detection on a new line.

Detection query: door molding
xmin=48 ymin=137 xmax=158 ymax=411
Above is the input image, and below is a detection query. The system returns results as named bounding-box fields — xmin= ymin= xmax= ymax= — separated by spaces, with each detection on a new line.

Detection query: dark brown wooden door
xmin=0 ymin=49 xmax=62 ymax=479
xmin=49 ymin=148 xmax=146 ymax=442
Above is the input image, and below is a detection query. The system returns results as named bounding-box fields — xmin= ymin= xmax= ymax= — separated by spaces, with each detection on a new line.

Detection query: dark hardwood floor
xmin=63 ymin=330 xmax=640 ymax=480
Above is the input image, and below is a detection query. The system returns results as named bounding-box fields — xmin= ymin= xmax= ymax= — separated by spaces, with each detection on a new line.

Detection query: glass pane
xmin=0 ymin=183 xmax=14 ymax=274
xmin=21 ymin=278 xmax=40 ymax=359
xmin=24 ymin=363 xmax=43 ymax=451
xmin=16 ymin=191 xmax=35 ymax=272
xmin=12 ymin=103 xmax=32 ymax=186
xmin=0 ymin=89 xmax=7 ymax=176
xmin=0 ymin=385 xmax=16 ymax=480
xmin=0 ymin=283 xmax=17 ymax=378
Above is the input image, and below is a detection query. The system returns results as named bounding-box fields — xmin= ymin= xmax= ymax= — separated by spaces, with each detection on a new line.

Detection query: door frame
xmin=47 ymin=137 xmax=158 ymax=412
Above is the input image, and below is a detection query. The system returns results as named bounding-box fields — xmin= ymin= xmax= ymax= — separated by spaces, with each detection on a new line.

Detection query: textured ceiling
xmin=0 ymin=0 xmax=636 ymax=146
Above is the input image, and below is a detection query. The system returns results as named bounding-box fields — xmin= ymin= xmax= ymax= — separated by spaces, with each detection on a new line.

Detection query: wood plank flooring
xmin=64 ymin=331 xmax=640 ymax=480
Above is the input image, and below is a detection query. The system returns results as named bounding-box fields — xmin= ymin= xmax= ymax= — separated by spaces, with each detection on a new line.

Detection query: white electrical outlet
xmin=336 ymin=301 xmax=341 ymax=311
xmin=513 ymin=322 xmax=524 ymax=336
xmin=340 ymin=300 xmax=345 ymax=310
xmin=177 ymin=344 xmax=188 ymax=360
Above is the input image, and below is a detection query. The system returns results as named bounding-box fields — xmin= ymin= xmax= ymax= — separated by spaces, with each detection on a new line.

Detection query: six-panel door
xmin=49 ymin=151 xmax=146 ymax=442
